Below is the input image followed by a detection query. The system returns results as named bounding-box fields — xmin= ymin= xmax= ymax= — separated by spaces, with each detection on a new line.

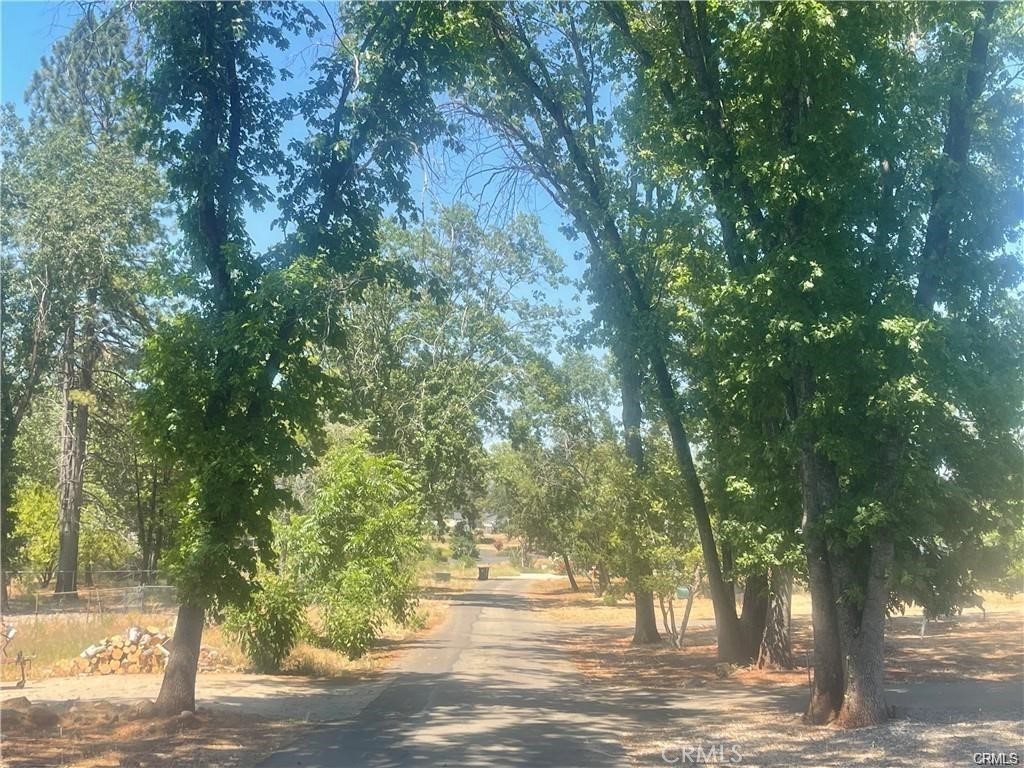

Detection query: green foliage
xmin=318 ymin=568 xmax=386 ymax=660
xmin=10 ymin=484 xmax=58 ymax=584
xmin=134 ymin=2 xmax=467 ymax=618
xmin=223 ymin=571 xmax=305 ymax=673
xmin=449 ymin=522 xmax=479 ymax=562
xmin=330 ymin=206 xmax=565 ymax=527
xmin=11 ymin=482 xmax=138 ymax=585
xmin=278 ymin=430 xmax=425 ymax=659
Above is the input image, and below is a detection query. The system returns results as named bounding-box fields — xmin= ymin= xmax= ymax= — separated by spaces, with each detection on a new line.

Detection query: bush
xmin=276 ymin=430 xmax=426 ymax=658
xmin=450 ymin=524 xmax=477 ymax=561
xmin=321 ymin=568 xmax=383 ymax=659
xmin=223 ymin=572 xmax=305 ymax=673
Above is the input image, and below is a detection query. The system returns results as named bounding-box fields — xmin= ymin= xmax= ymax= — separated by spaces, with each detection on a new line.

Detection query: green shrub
xmin=224 ymin=572 xmax=305 ymax=673
xmin=321 ymin=568 xmax=383 ymax=659
xmin=450 ymin=524 xmax=477 ymax=561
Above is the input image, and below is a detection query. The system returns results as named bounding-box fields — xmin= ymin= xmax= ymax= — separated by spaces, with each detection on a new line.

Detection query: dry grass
xmin=1 ymin=612 xmax=178 ymax=682
xmin=279 ymin=577 xmax=475 ymax=678
xmin=3 ymin=569 xmax=482 ymax=685
xmin=0 ymin=572 xmax=482 ymax=766
xmin=531 ymin=582 xmax=1023 ymax=689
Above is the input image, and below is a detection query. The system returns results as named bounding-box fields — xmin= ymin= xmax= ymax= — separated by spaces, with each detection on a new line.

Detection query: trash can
xmin=675 ymin=586 xmax=691 ymax=599
xmin=478 ymin=566 xmax=490 ymax=581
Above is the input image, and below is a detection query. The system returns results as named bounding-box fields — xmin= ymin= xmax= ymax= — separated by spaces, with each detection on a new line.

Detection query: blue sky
xmin=1 ymin=1 xmax=592 ymax=337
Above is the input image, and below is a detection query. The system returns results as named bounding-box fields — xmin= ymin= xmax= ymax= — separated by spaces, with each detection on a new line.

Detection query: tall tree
xmin=608 ymin=0 xmax=1022 ymax=725
xmin=331 ymin=206 xmax=564 ymax=528
xmin=14 ymin=8 xmax=162 ymax=596
xmin=454 ymin=1 xmax=759 ymax=653
xmin=135 ymin=2 xmax=463 ymax=713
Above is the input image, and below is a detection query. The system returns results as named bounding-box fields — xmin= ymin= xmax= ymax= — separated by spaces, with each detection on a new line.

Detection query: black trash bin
xmin=477 ymin=566 xmax=490 ymax=581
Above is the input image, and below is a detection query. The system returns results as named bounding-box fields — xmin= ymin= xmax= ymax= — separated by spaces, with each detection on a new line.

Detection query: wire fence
xmin=5 ymin=570 xmax=177 ymax=617
xmin=28 ymin=585 xmax=178 ymax=616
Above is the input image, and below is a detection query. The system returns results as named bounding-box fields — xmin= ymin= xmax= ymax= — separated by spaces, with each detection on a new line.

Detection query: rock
xmin=3 ymin=709 xmax=25 ymax=729
xmin=3 ymin=696 xmax=32 ymax=712
xmin=27 ymin=705 xmax=60 ymax=729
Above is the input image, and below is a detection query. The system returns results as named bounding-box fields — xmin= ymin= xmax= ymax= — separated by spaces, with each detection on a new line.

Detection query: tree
xmin=135 ymin=2 xmax=464 ymax=713
xmin=453 ymin=1 xmax=753 ymax=653
xmin=277 ymin=428 xmax=425 ymax=659
xmin=331 ymin=206 xmax=564 ymax=528
xmin=3 ymin=8 xmax=165 ymax=597
xmin=607 ymin=0 xmax=1023 ymax=724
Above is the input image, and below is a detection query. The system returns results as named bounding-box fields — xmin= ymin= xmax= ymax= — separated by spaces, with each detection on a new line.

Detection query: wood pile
xmin=72 ymin=626 xmax=171 ymax=675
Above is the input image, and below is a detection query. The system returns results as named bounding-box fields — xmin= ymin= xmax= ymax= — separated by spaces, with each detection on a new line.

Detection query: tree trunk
xmin=757 ymin=567 xmax=793 ymax=669
xmin=740 ymin=570 xmax=769 ymax=660
xmin=832 ymin=538 xmax=894 ymax=727
xmin=659 ymin=594 xmax=675 ymax=644
xmin=0 ymin=360 xmax=14 ymax=612
xmin=678 ymin=582 xmax=697 ymax=647
xmin=561 ymin=552 xmax=579 ymax=592
xmin=617 ymin=344 xmax=660 ymax=646
xmin=156 ymin=602 xmax=205 ymax=714
xmin=632 ymin=586 xmax=661 ymax=644
xmin=799 ymin=436 xmax=845 ymax=724
xmin=647 ymin=350 xmax=747 ymax=663
xmin=595 ymin=562 xmax=610 ymax=595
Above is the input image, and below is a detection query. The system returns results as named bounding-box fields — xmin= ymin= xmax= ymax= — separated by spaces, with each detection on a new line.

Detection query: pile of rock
xmin=72 ymin=626 xmax=170 ymax=675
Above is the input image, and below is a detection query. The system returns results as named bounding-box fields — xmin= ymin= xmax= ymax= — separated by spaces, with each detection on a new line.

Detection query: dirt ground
xmin=1 ymin=697 xmax=302 ymax=768
xmin=531 ymin=581 xmax=1024 ymax=767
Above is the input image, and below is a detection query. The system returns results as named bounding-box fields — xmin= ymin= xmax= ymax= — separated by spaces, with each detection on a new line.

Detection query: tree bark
xmin=618 ymin=337 xmax=660 ymax=646
xmin=757 ymin=567 xmax=793 ymax=669
xmin=155 ymin=602 xmax=205 ymax=714
xmin=596 ymin=562 xmax=610 ymax=596
xmin=647 ymin=350 xmax=747 ymax=662
xmin=632 ymin=586 xmax=661 ymax=645
xmin=740 ymin=570 xmax=770 ymax=660
xmin=561 ymin=552 xmax=579 ymax=592
xmin=799 ymin=434 xmax=845 ymax=724
xmin=55 ymin=293 xmax=98 ymax=596
xmin=832 ymin=538 xmax=894 ymax=727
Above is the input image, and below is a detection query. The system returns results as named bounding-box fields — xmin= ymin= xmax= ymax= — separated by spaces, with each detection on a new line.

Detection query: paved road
xmin=258 ymin=576 xmax=1024 ymax=768
xmin=259 ymin=576 xmax=647 ymax=768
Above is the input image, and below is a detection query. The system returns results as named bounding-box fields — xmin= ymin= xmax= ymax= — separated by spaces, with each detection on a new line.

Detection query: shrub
xmin=450 ymin=524 xmax=477 ymax=561
xmin=277 ymin=430 xmax=426 ymax=659
xmin=223 ymin=571 xmax=305 ymax=673
xmin=320 ymin=568 xmax=384 ymax=659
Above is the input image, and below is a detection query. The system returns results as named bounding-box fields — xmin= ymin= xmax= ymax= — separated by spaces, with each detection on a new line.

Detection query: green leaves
xmin=223 ymin=569 xmax=305 ymax=673
xmin=278 ymin=429 xmax=424 ymax=659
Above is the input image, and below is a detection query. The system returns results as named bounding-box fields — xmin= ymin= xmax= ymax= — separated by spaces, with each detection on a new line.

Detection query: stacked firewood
xmin=73 ymin=626 xmax=171 ymax=675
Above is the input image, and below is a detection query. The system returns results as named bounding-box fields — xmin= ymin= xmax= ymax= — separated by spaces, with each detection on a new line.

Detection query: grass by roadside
xmin=530 ymin=581 xmax=1023 ymax=688
xmin=2 ymin=568 xmax=486 ymax=683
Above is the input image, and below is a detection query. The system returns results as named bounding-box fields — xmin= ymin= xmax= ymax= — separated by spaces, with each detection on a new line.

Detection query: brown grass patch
xmin=531 ymin=582 xmax=1024 ymax=689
